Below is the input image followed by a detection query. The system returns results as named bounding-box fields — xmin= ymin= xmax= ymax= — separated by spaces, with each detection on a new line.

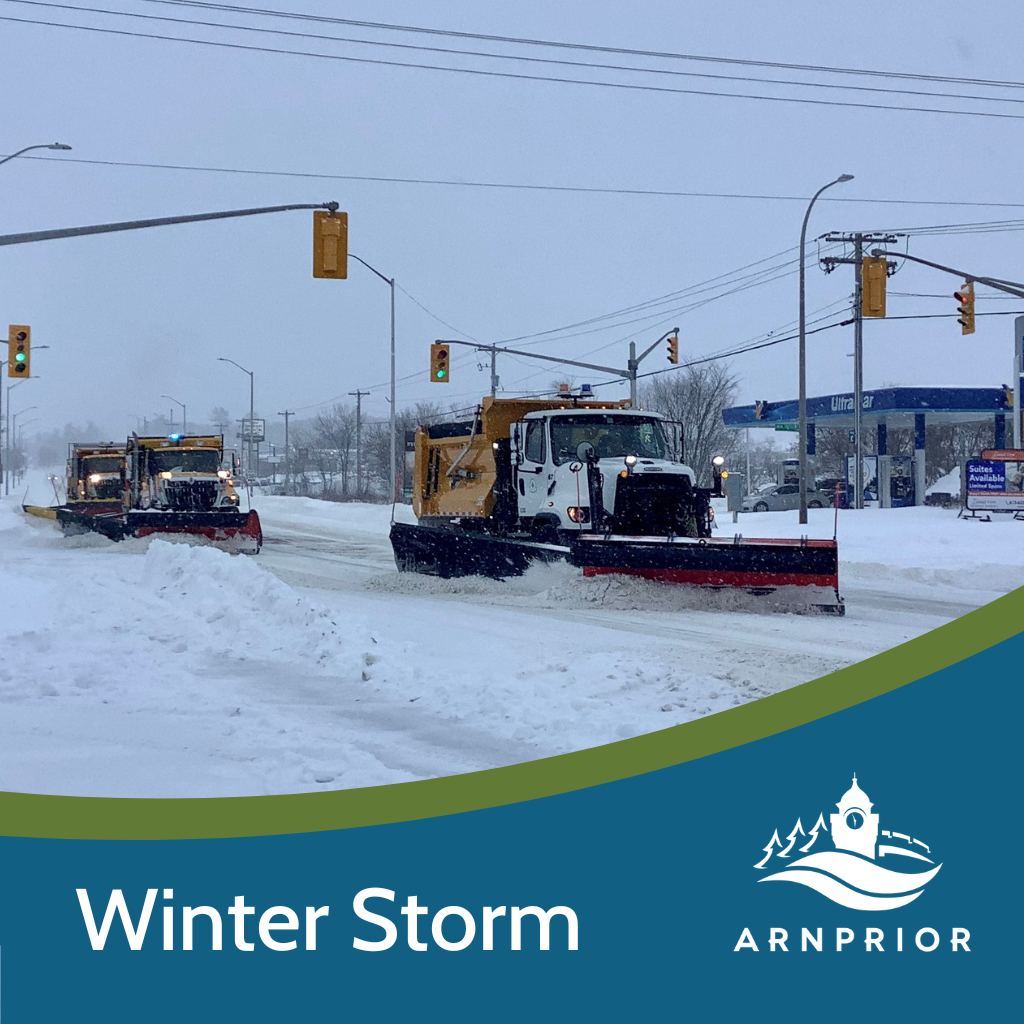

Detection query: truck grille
xmin=163 ymin=480 xmax=218 ymax=511
xmin=612 ymin=474 xmax=701 ymax=537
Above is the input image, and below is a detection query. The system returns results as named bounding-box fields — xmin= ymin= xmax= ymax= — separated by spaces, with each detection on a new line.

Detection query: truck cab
xmin=127 ymin=435 xmax=241 ymax=512
xmin=511 ymin=408 xmax=706 ymax=541
xmin=66 ymin=444 xmax=126 ymax=510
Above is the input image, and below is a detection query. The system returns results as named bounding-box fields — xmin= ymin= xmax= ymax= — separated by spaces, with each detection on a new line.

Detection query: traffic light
xmin=667 ymin=331 xmax=679 ymax=364
xmin=7 ymin=325 xmax=30 ymax=378
xmin=861 ymin=256 xmax=887 ymax=318
xmin=312 ymin=210 xmax=348 ymax=279
xmin=955 ymin=281 xmax=975 ymax=335
xmin=430 ymin=343 xmax=450 ymax=382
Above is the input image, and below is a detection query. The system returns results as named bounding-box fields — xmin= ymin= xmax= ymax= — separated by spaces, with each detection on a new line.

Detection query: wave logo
xmin=754 ymin=775 xmax=941 ymax=911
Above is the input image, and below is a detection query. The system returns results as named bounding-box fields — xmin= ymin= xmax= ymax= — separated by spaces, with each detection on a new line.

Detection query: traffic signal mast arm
xmin=0 ymin=202 xmax=341 ymax=248
xmin=869 ymin=249 xmax=1024 ymax=300
xmin=438 ymin=337 xmax=629 ymax=379
xmin=436 ymin=326 xmax=680 ymax=382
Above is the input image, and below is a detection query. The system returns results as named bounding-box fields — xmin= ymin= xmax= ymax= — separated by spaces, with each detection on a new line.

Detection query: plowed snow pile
xmin=0 ymin=505 xmax=394 ymax=796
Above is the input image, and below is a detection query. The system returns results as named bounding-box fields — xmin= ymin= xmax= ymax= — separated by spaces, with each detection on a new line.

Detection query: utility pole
xmin=278 ymin=410 xmax=293 ymax=494
xmin=347 ymin=390 xmax=369 ymax=495
xmin=822 ymin=233 xmax=899 ymax=509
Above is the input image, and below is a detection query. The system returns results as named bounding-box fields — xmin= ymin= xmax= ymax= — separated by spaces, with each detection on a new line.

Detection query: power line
xmin=496 ymin=245 xmax=802 ymax=345
xmin=143 ymin=0 xmax=1024 ymax=92
xmin=14 ymin=152 xmax=1024 ymax=211
xmin=393 ymin=282 xmax=478 ymax=342
xmin=10 ymin=1 xmax=1024 ymax=108
xmin=4 ymin=11 xmax=1024 ymax=120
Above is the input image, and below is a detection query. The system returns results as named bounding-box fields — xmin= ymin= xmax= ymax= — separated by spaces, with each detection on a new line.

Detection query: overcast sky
xmin=3 ymin=0 xmax=1022 ymax=445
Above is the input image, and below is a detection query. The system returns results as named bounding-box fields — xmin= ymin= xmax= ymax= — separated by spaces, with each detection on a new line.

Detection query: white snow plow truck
xmin=389 ymin=396 xmax=843 ymax=612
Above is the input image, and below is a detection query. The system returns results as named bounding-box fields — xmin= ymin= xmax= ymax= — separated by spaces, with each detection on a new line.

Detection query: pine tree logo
xmin=752 ymin=775 xmax=942 ymax=910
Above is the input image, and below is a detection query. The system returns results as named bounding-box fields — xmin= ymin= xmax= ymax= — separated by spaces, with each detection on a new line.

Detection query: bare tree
xmin=209 ymin=406 xmax=231 ymax=435
xmin=311 ymin=404 xmax=357 ymax=494
xmin=364 ymin=401 xmax=451 ymax=497
xmin=638 ymin=362 xmax=740 ymax=484
xmin=741 ymin=433 xmax=796 ymax=490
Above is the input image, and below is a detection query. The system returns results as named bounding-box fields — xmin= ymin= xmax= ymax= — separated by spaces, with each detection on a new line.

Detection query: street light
xmin=4 ymin=381 xmax=31 ymax=493
xmin=0 ymin=142 xmax=72 ymax=168
xmin=349 ymin=253 xmax=397 ymax=502
xmin=798 ymin=173 xmax=854 ymax=525
xmin=161 ymin=394 xmax=187 ymax=435
xmin=217 ymin=357 xmax=254 ymax=482
xmin=7 ymin=404 xmax=37 ymax=495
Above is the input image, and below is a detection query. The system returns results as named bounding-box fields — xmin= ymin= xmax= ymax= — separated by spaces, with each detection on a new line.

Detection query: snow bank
xmin=927 ymin=470 xmax=961 ymax=496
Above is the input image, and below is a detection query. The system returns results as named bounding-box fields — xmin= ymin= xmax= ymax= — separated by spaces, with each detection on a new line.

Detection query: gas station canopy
xmin=723 ymin=386 xmax=1013 ymax=431
xmin=722 ymin=386 xmax=1017 ymax=508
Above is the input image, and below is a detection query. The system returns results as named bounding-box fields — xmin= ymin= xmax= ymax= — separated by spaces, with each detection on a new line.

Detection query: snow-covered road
xmin=2 ymin=481 xmax=1021 ymax=798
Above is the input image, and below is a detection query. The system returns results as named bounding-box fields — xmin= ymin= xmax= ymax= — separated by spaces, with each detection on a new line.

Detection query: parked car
xmin=742 ymin=482 xmax=834 ymax=512
xmin=815 ymin=477 xmax=849 ymax=508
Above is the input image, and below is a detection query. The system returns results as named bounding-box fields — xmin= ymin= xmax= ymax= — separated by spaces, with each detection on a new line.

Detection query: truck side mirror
xmin=576 ymin=441 xmax=596 ymax=462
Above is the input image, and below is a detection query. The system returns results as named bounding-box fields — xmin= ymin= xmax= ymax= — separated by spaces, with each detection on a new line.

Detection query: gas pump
xmin=778 ymin=458 xmax=801 ymax=485
xmin=878 ymin=455 xmax=916 ymax=508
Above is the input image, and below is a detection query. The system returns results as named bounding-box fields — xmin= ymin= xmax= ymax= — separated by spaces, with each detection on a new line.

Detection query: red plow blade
xmin=570 ymin=534 xmax=843 ymax=613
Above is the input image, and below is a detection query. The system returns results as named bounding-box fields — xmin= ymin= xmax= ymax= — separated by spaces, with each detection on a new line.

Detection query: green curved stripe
xmin=2 ymin=585 xmax=1021 ymax=840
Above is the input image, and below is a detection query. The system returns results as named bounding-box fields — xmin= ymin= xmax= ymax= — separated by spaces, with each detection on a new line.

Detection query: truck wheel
xmin=532 ymin=520 xmax=560 ymax=545
xmin=809 ymin=500 xmax=823 ymax=509
xmin=754 ymin=501 xmax=769 ymax=512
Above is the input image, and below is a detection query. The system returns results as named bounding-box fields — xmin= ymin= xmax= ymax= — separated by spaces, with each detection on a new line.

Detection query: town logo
xmin=754 ymin=775 xmax=941 ymax=911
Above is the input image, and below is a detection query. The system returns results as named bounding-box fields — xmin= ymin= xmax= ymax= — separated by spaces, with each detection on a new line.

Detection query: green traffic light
xmin=437 ymin=369 xmax=446 ymax=378
xmin=15 ymin=353 xmax=26 ymax=362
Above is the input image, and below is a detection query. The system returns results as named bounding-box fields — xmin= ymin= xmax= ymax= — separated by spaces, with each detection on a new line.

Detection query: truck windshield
xmin=149 ymin=450 xmax=220 ymax=474
xmin=82 ymin=457 xmax=122 ymax=474
xmin=550 ymin=415 xmax=668 ymax=464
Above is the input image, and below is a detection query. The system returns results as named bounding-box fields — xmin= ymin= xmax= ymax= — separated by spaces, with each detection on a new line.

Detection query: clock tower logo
xmin=829 ymin=775 xmax=879 ymax=860
xmin=752 ymin=775 xmax=942 ymax=910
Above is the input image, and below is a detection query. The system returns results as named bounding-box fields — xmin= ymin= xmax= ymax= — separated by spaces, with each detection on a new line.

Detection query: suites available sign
xmin=965 ymin=457 xmax=1024 ymax=511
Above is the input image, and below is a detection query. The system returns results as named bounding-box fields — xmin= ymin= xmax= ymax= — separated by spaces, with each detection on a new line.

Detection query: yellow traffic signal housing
xmin=8 ymin=325 xmax=30 ymax=378
xmin=667 ymin=332 xmax=679 ymax=364
xmin=861 ymin=257 xmax=887 ymax=318
xmin=955 ymin=281 xmax=975 ymax=335
xmin=430 ymin=343 xmax=450 ymax=382
xmin=313 ymin=210 xmax=348 ymax=279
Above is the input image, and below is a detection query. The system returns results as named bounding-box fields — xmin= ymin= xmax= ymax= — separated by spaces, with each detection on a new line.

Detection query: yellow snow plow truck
xmin=65 ymin=443 xmax=126 ymax=513
xmin=33 ymin=433 xmax=262 ymax=553
xmin=390 ymin=396 xmax=842 ymax=612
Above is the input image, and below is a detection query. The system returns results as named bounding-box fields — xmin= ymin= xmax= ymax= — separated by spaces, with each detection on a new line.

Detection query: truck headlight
xmin=159 ymin=472 xmax=172 ymax=480
xmin=566 ymin=506 xmax=590 ymax=523
xmin=88 ymin=473 xmax=102 ymax=483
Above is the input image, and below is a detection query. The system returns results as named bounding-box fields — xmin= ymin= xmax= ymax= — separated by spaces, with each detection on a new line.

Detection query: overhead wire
xmin=8 ymin=1 xmax=1024 ymax=108
xmin=143 ymin=0 xmax=1024 ymax=92
xmin=12 ymin=152 xmax=1024 ymax=211
xmin=3 ymin=8 xmax=1024 ymax=119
